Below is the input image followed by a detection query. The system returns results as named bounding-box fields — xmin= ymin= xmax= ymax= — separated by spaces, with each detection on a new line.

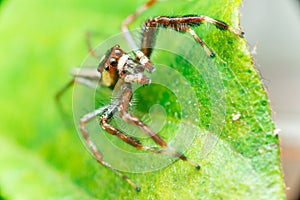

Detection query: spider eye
xmin=114 ymin=49 xmax=122 ymax=57
xmin=109 ymin=57 xmax=117 ymax=66
xmin=104 ymin=65 xmax=110 ymax=71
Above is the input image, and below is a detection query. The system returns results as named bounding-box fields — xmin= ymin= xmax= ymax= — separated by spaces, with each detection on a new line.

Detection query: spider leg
xmin=80 ymin=106 xmax=142 ymax=191
xmin=56 ymin=78 xmax=76 ymax=101
xmin=186 ymin=27 xmax=215 ymax=57
xmin=141 ymin=15 xmax=244 ymax=57
xmin=140 ymin=26 xmax=157 ymax=59
xmin=56 ymin=68 xmax=100 ymax=101
xmin=98 ymin=98 xmax=173 ymax=155
xmin=121 ymin=0 xmax=157 ymax=72
xmin=121 ymin=0 xmax=157 ymax=50
xmin=198 ymin=16 xmax=244 ymax=36
xmin=117 ymin=82 xmax=200 ymax=169
xmin=85 ymin=31 xmax=101 ymax=58
xmin=83 ymin=103 xmax=184 ymax=190
xmin=134 ymin=50 xmax=155 ymax=73
xmin=55 ymin=68 xmax=101 ymax=126
xmin=100 ymin=114 xmax=166 ymax=155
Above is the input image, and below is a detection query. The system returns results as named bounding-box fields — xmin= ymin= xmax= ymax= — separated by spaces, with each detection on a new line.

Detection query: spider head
xmin=97 ymin=45 xmax=125 ymax=87
xmin=98 ymin=45 xmax=150 ymax=87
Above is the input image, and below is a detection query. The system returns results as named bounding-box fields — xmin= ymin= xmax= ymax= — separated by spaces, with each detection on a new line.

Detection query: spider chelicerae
xmin=57 ymin=0 xmax=244 ymax=191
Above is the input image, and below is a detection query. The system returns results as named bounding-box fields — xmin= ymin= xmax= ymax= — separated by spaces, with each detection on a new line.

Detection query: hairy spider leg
xmin=56 ymin=78 xmax=76 ymax=101
xmin=56 ymin=68 xmax=100 ymax=101
xmin=121 ymin=0 xmax=157 ymax=73
xmin=79 ymin=105 xmax=142 ymax=191
xmin=80 ymin=100 xmax=187 ymax=191
xmin=141 ymin=15 xmax=245 ymax=58
xmin=59 ymin=66 xmax=156 ymax=155
xmin=186 ymin=27 xmax=215 ymax=57
xmin=99 ymin=106 xmax=166 ymax=155
xmin=117 ymin=82 xmax=201 ymax=169
xmin=121 ymin=0 xmax=157 ymax=50
xmin=86 ymin=31 xmax=102 ymax=58
xmin=55 ymin=68 xmax=101 ymax=127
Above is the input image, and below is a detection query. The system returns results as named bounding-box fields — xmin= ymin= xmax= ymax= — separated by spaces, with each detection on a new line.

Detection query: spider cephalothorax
xmin=98 ymin=45 xmax=151 ymax=87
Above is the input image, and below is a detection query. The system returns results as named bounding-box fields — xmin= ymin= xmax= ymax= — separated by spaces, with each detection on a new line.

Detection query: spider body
xmin=98 ymin=45 xmax=153 ymax=87
xmin=57 ymin=0 xmax=244 ymax=191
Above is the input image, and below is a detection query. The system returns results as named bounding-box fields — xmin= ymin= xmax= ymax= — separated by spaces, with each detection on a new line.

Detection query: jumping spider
xmin=56 ymin=0 xmax=244 ymax=191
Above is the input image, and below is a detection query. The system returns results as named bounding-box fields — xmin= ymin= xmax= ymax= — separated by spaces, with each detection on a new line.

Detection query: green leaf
xmin=0 ymin=137 xmax=96 ymax=200
xmin=0 ymin=0 xmax=285 ymax=199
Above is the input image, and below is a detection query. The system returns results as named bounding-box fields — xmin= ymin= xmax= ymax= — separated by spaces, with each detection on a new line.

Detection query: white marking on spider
xmin=135 ymin=50 xmax=149 ymax=65
xmin=118 ymin=54 xmax=130 ymax=71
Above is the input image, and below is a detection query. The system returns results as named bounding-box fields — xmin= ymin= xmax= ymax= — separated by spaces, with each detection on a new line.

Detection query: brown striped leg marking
xmin=100 ymin=116 xmax=166 ymax=155
xmin=80 ymin=106 xmax=142 ymax=191
xmin=80 ymin=103 xmax=178 ymax=191
xmin=141 ymin=15 xmax=244 ymax=58
xmin=117 ymin=82 xmax=201 ymax=169
xmin=121 ymin=0 xmax=157 ymax=72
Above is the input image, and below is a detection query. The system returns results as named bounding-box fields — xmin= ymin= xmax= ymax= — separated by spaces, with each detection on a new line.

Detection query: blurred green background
xmin=0 ymin=0 xmax=286 ymax=199
xmin=0 ymin=0 xmax=141 ymax=199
